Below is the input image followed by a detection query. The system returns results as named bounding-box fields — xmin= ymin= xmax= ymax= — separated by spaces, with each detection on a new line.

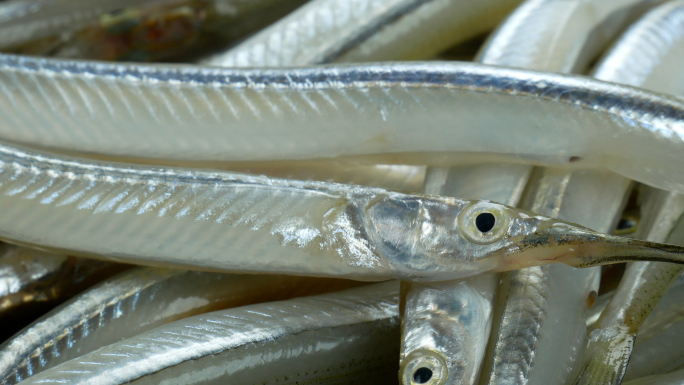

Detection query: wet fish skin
xmin=14 ymin=282 xmax=400 ymax=385
xmin=575 ymin=189 xmax=684 ymax=385
xmin=621 ymin=231 xmax=684 ymax=379
xmin=203 ymin=0 xmax=521 ymax=66
xmin=399 ymin=164 xmax=528 ymax=385
xmin=2 ymin=141 xmax=684 ymax=282
xmin=426 ymin=1 xmax=655 ymax=381
xmin=400 ymin=276 xmax=496 ymax=385
xmin=3 ymin=58 xmax=684 ymax=196
xmin=478 ymin=0 xmax=667 ymax=73
xmin=590 ymin=0 xmax=684 ymax=93
xmin=482 ymin=169 xmax=625 ymax=385
xmin=571 ymin=2 xmax=684 ymax=383
xmin=0 ymin=268 xmax=357 ymax=384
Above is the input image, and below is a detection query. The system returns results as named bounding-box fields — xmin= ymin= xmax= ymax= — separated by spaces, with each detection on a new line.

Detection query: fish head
xmin=367 ymin=194 xmax=684 ymax=281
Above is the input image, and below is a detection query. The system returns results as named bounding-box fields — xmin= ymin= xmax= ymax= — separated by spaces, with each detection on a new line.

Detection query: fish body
xmin=203 ymin=0 xmax=522 ymax=66
xmin=0 ymin=141 xmax=682 ymax=282
xmin=14 ymin=282 xmax=400 ymax=385
xmin=591 ymin=0 xmax=684 ymax=93
xmin=572 ymin=2 xmax=684 ymax=383
xmin=2 ymin=58 xmax=684 ymax=195
xmin=482 ymin=169 xmax=626 ymax=385
xmin=0 ymin=268 xmax=355 ymax=384
xmin=409 ymin=0 xmax=649 ymax=382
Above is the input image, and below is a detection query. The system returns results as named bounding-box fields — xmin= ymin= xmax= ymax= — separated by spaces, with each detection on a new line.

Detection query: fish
xmin=0 ymin=244 xmax=126 ymax=342
xmin=575 ymin=189 xmax=684 ymax=384
xmin=476 ymin=0 xmax=667 ymax=73
xmin=405 ymin=0 xmax=652 ymax=383
xmin=0 ymin=268 xmax=357 ymax=384
xmin=0 ymin=141 xmax=683 ymax=282
xmin=589 ymin=0 xmax=684 ymax=95
xmin=401 ymin=276 xmax=497 ymax=385
xmin=622 ymin=250 xmax=684 ymax=380
xmin=481 ymin=169 xmax=625 ymax=385
xmin=202 ymin=0 xmax=522 ymax=66
xmin=571 ymin=2 xmax=684 ymax=383
xmin=2 ymin=59 xmax=684 ymax=196
xmin=0 ymin=0 xmax=310 ymax=61
xmin=13 ymin=281 xmax=400 ymax=385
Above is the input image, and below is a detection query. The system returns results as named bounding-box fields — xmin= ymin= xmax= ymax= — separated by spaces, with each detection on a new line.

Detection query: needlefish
xmin=202 ymin=0 xmax=522 ymax=66
xmin=1 ymin=141 xmax=684 ymax=282
xmin=622 ymin=268 xmax=684 ymax=380
xmin=3 ymin=59 xmax=684 ymax=196
xmin=572 ymin=2 xmax=684 ymax=383
xmin=14 ymin=282 xmax=400 ymax=385
xmin=402 ymin=0 xmax=656 ymax=382
xmin=0 ymin=269 xmax=358 ymax=384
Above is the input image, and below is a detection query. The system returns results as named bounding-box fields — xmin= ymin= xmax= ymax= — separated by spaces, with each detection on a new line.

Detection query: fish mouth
xmin=505 ymin=222 xmax=684 ymax=270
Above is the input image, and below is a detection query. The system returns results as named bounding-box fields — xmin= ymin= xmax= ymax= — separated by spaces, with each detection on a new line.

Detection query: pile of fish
xmin=1 ymin=0 xmax=684 ymax=384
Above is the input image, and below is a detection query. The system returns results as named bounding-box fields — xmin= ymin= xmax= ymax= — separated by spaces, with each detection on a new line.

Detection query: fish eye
xmin=400 ymin=349 xmax=447 ymax=385
xmin=413 ymin=367 xmax=433 ymax=383
xmin=475 ymin=212 xmax=496 ymax=233
xmin=458 ymin=202 xmax=510 ymax=244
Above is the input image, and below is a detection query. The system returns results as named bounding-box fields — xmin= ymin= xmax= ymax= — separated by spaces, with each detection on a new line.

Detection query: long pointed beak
xmin=530 ymin=223 xmax=684 ymax=268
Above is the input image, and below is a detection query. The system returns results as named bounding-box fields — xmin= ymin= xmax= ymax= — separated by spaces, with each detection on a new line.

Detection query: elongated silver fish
xmin=203 ymin=0 xmax=521 ymax=66
xmin=0 ymin=268 xmax=356 ymax=384
xmin=477 ymin=0 xmax=666 ymax=73
xmin=590 ymin=0 xmax=684 ymax=94
xmin=408 ymin=0 xmax=649 ymax=383
xmin=482 ymin=169 xmax=624 ymax=385
xmin=0 ymin=141 xmax=683 ymax=282
xmin=2 ymin=59 xmax=684 ymax=195
xmin=401 ymin=275 xmax=497 ymax=385
xmin=14 ymin=281 xmax=400 ymax=385
xmin=622 ymin=267 xmax=684 ymax=379
xmin=572 ymin=3 xmax=684 ymax=383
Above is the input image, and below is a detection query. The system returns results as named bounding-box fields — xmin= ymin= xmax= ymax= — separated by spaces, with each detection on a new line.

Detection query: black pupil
xmin=475 ymin=212 xmax=496 ymax=233
xmin=413 ymin=367 xmax=433 ymax=384
xmin=617 ymin=218 xmax=635 ymax=230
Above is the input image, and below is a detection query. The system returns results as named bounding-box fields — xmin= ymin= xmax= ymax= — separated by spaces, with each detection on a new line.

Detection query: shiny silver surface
xmin=0 ymin=269 xmax=355 ymax=384
xmin=478 ymin=0 xmax=665 ymax=73
xmin=2 ymin=59 xmax=684 ymax=196
xmin=591 ymin=0 xmax=684 ymax=92
xmin=420 ymin=1 xmax=645 ymax=383
xmin=623 ymin=255 xmax=684 ymax=379
xmin=3 ymin=141 xmax=683 ymax=282
xmin=572 ymin=3 xmax=684 ymax=382
xmin=575 ymin=188 xmax=684 ymax=385
xmin=203 ymin=0 xmax=521 ymax=66
xmin=482 ymin=169 xmax=625 ymax=385
xmin=15 ymin=282 xmax=400 ymax=385
xmin=401 ymin=277 xmax=496 ymax=385
xmin=400 ymin=164 xmax=524 ymax=385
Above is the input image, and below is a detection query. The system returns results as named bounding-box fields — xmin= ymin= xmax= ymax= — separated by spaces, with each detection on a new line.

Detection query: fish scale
xmin=4 ymin=57 xmax=684 ymax=198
